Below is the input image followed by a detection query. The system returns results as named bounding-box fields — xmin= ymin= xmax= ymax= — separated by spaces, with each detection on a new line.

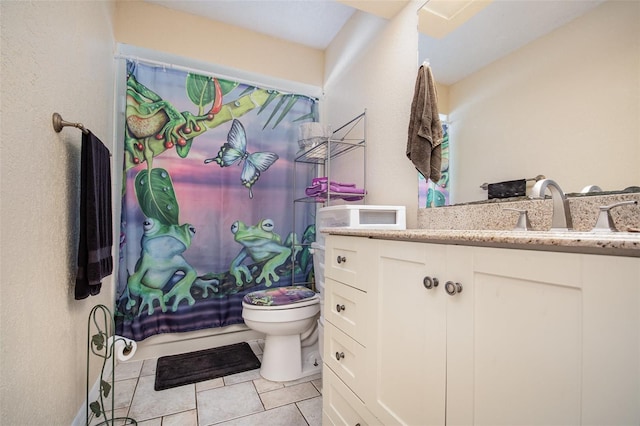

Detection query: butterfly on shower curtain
xmin=205 ymin=119 xmax=279 ymax=199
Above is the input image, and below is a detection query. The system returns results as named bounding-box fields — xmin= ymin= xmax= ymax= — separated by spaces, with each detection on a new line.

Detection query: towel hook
xmin=52 ymin=112 xmax=89 ymax=135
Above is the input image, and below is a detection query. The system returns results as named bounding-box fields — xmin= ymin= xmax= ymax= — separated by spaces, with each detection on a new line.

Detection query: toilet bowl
xmin=242 ymin=286 xmax=322 ymax=382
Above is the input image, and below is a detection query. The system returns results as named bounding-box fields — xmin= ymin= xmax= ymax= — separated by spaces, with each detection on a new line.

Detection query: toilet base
xmin=260 ymin=335 xmax=322 ymax=382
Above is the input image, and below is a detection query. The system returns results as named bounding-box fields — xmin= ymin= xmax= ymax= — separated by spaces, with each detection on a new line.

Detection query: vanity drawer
xmin=325 ymin=277 xmax=368 ymax=347
xmin=324 ymin=321 xmax=367 ymax=397
xmin=325 ymin=235 xmax=377 ymax=291
xmin=323 ymin=365 xmax=381 ymax=426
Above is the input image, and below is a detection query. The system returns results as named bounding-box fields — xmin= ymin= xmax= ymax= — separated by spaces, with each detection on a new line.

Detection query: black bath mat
xmin=154 ymin=342 xmax=261 ymax=391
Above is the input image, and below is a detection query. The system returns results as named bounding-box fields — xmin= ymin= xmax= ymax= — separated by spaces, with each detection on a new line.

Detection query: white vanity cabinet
xmin=451 ymin=247 xmax=588 ymax=425
xmin=323 ymin=235 xmax=379 ymax=425
xmin=366 ymin=240 xmax=474 ymax=425
xmin=323 ymin=234 xmax=640 ymax=426
xmin=459 ymin=247 xmax=639 ymax=425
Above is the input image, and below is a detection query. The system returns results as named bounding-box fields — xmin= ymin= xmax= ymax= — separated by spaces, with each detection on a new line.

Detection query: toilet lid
xmin=243 ymin=286 xmax=317 ymax=307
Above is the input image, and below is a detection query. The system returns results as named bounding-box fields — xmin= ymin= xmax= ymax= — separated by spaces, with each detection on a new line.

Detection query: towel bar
xmin=52 ymin=112 xmax=111 ymax=156
xmin=52 ymin=112 xmax=89 ymax=135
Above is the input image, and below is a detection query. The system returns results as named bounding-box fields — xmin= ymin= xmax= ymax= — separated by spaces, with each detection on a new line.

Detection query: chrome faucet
xmin=530 ymin=179 xmax=573 ymax=230
xmin=581 ymin=185 xmax=602 ymax=193
xmin=592 ymin=200 xmax=638 ymax=232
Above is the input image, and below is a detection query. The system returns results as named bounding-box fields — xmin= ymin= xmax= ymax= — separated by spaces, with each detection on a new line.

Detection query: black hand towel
xmin=75 ymin=131 xmax=113 ymax=300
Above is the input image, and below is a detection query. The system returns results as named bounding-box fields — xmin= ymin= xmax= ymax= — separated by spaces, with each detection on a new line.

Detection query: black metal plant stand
xmin=86 ymin=304 xmax=137 ymax=426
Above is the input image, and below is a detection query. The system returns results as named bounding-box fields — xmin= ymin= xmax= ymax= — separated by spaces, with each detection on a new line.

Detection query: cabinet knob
xmin=445 ymin=281 xmax=463 ymax=296
xmin=337 ymin=256 xmax=346 ymax=264
xmin=423 ymin=276 xmax=439 ymax=289
xmin=336 ymin=304 xmax=346 ymax=312
xmin=335 ymin=351 xmax=345 ymax=361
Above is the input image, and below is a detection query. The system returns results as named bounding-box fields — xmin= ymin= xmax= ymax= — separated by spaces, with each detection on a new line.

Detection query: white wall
xmin=0 ymin=2 xmax=116 ymax=424
xmin=449 ymin=0 xmax=640 ymax=204
xmin=114 ymin=1 xmax=325 ymax=88
xmin=324 ymin=1 xmax=422 ymax=228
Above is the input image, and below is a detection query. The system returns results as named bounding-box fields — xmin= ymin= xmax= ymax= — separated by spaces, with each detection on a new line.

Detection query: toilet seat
xmin=243 ymin=286 xmax=318 ymax=310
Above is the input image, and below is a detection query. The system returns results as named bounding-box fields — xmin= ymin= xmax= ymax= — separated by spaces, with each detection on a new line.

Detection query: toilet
xmin=242 ymin=286 xmax=322 ymax=382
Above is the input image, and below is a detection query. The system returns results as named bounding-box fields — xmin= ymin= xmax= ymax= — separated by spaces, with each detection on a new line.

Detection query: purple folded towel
xmin=312 ymin=194 xmax=365 ymax=202
xmin=311 ymin=176 xmax=356 ymax=187
xmin=305 ymin=180 xmax=365 ymax=197
xmin=305 ymin=176 xmax=365 ymax=201
xmin=305 ymin=184 xmax=365 ymax=197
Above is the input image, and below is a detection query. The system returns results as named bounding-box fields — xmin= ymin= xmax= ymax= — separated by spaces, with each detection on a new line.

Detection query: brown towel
xmin=407 ymin=65 xmax=443 ymax=182
xmin=75 ymin=131 xmax=113 ymax=299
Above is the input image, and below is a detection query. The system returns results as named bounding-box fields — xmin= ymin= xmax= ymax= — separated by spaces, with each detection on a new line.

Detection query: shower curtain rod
xmin=114 ymin=54 xmax=320 ymax=101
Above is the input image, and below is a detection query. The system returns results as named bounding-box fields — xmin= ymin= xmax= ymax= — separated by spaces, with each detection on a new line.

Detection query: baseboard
xmin=131 ymin=324 xmax=264 ymax=360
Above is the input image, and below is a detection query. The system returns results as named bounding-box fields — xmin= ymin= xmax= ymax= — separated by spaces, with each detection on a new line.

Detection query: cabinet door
xmin=449 ymin=247 xmax=583 ymax=426
xmin=581 ymin=254 xmax=640 ymax=425
xmin=367 ymin=240 xmax=448 ymax=425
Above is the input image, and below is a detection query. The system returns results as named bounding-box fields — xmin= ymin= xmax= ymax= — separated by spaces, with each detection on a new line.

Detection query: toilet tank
xmin=316 ymin=205 xmax=406 ymax=246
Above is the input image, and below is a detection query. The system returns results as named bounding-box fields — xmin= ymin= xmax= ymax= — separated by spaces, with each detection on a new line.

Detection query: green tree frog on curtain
xmin=125 ymin=218 xmax=200 ymax=315
xmin=229 ymin=219 xmax=294 ymax=287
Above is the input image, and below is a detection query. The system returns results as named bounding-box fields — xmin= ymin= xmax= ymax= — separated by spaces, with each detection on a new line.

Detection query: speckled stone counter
xmin=417 ymin=193 xmax=640 ymax=232
xmin=323 ymin=192 xmax=640 ymax=257
xmin=322 ymin=228 xmax=640 ymax=257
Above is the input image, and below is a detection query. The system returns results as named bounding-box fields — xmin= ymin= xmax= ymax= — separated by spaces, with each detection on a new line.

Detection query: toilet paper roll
xmin=107 ymin=335 xmax=137 ymax=362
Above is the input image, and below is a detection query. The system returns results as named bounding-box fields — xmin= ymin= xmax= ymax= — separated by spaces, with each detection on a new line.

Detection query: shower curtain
xmin=116 ymin=61 xmax=317 ymax=341
xmin=419 ymin=121 xmax=450 ymax=207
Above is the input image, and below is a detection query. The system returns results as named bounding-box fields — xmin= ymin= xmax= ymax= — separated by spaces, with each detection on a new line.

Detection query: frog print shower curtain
xmin=116 ymin=61 xmax=317 ymax=340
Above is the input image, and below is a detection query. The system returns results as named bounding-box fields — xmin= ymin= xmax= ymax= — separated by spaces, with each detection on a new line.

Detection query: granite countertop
xmin=322 ymin=228 xmax=640 ymax=257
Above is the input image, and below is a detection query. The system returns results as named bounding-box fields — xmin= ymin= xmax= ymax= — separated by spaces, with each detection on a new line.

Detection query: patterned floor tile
xmin=222 ymin=368 xmax=262 ymax=386
xmin=128 ymin=375 xmax=196 ymax=422
xmin=162 ymin=409 xmax=198 ymax=426
xmin=215 ymin=403 xmax=308 ymax=426
xmin=297 ymin=395 xmax=323 ymax=426
xmin=115 ymin=360 xmax=143 ymax=381
xmin=110 ymin=340 xmax=324 ymax=425
xmin=197 ymin=381 xmax=264 ymax=425
xmin=259 ymin=382 xmax=320 ymax=410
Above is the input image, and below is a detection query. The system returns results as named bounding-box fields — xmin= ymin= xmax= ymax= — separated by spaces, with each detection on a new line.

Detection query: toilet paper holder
xmin=86 ymin=304 xmax=137 ymax=425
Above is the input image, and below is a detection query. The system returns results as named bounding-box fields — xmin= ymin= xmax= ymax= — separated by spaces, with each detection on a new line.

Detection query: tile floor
xmin=93 ymin=340 xmax=322 ymax=426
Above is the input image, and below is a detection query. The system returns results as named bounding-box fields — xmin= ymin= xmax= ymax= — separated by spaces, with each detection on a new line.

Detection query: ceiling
xmin=144 ymin=0 xmax=604 ymax=86
xmin=145 ymin=0 xmax=359 ymax=50
xmin=418 ymin=0 xmax=605 ymax=85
